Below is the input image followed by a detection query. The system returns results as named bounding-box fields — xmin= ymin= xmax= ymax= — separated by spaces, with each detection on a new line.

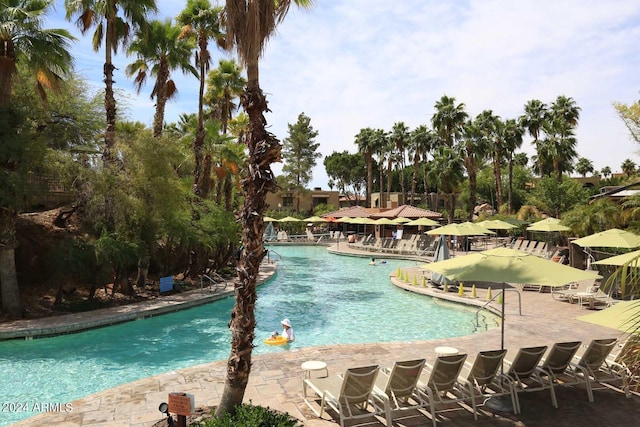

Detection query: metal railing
xmin=200 ymin=272 xmax=226 ymax=292
xmin=474 ymin=288 xmax=522 ymax=327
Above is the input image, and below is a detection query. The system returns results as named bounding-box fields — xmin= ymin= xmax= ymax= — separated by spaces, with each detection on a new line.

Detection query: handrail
xmin=200 ymin=273 xmax=226 ymax=292
xmin=266 ymin=249 xmax=282 ymax=263
xmin=474 ymin=287 xmax=522 ymax=327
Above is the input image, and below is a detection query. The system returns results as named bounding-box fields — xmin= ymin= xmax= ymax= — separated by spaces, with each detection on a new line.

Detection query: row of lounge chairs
xmin=303 ymin=338 xmax=631 ymax=426
xmin=349 ymin=234 xmax=438 ymax=256
xmin=510 ymin=239 xmax=551 ymax=258
xmin=552 ymin=279 xmax=620 ymax=309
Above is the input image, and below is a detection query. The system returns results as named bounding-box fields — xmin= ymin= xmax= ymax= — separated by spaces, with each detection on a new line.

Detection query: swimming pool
xmin=0 ymin=246 xmax=492 ymax=425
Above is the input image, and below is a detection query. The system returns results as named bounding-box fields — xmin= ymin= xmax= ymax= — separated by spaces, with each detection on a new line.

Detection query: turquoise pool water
xmin=0 ymin=246 xmax=490 ymax=425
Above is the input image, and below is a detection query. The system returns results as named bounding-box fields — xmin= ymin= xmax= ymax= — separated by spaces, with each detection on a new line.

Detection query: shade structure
xmin=303 ymin=216 xmax=328 ymax=222
xmin=264 ymin=216 xmax=278 ymax=222
xmin=593 ymin=249 xmax=640 ymax=266
xmin=391 ymin=217 xmax=412 ymax=224
xmin=526 ymin=217 xmax=570 ymax=232
xmin=477 ymin=220 xmax=517 ymax=230
xmin=405 ymin=217 xmax=439 ymax=227
xmin=421 ymin=247 xmax=602 ymax=351
xmin=427 ymin=222 xmax=493 ymax=236
xmin=278 ymin=216 xmax=302 ymax=222
xmin=372 ymin=218 xmax=398 ymax=225
xmin=430 ymin=235 xmax=454 ymax=286
xmin=420 ymin=247 xmax=601 ymax=286
xmin=577 ymin=300 xmax=640 ymax=332
xmin=572 ymin=228 xmax=640 ymax=249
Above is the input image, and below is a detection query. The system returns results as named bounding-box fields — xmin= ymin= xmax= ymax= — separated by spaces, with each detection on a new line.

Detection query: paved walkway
xmin=4 ymin=243 xmax=640 ymax=427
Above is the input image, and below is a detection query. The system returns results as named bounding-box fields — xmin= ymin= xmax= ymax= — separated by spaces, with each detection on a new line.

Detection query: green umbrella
xmin=304 ymin=216 xmax=328 ymax=222
xmin=592 ymin=249 xmax=640 ymax=266
xmin=334 ymin=216 xmax=353 ymax=223
xmin=421 ymin=247 xmax=601 ymax=351
xmin=405 ymin=217 xmax=439 ymax=227
xmin=278 ymin=216 xmax=302 ymax=222
xmin=427 ymin=222 xmax=493 ymax=236
xmin=572 ymin=228 xmax=640 ymax=249
xmin=420 ymin=247 xmax=600 ymax=286
xmin=350 ymin=217 xmax=375 ymax=224
xmin=526 ymin=217 xmax=570 ymax=232
xmin=372 ymin=218 xmax=398 ymax=225
xmin=477 ymin=220 xmax=517 ymax=230
xmin=577 ymin=300 xmax=640 ymax=332
xmin=391 ymin=217 xmax=412 ymax=224
xmin=264 ymin=216 xmax=278 ymax=222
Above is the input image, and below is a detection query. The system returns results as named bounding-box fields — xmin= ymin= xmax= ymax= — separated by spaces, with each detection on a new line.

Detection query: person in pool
xmin=280 ymin=318 xmax=295 ymax=343
xmin=370 ymin=257 xmax=377 ymax=265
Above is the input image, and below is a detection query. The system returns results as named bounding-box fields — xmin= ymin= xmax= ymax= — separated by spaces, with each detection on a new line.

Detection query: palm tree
xmin=125 ymin=19 xmax=198 ymax=137
xmin=601 ymin=166 xmax=612 ymax=179
xmin=547 ymin=95 xmax=580 ymax=182
xmin=0 ymin=0 xmax=74 ymax=105
xmin=622 ymin=158 xmax=637 ymax=178
xmin=431 ymin=95 xmax=468 ymax=147
xmin=219 ymin=0 xmax=313 ymax=416
xmin=427 ymin=146 xmax=464 ymax=223
xmin=520 ymin=99 xmax=547 ymax=176
xmin=372 ymin=128 xmax=391 ymax=208
xmin=460 ymin=118 xmax=489 ymax=220
xmin=390 ymin=122 xmax=409 ymax=203
xmin=1 ymin=0 xmax=74 ymax=318
xmin=407 ymin=125 xmax=433 ymax=206
xmin=504 ymin=118 xmax=524 ymax=214
xmin=355 ymin=127 xmax=376 ymax=207
xmin=475 ymin=110 xmax=504 ymax=210
xmin=65 ymin=0 xmax=158 ymax=167
xmin=205 ymin=59 xmax=246 ymax=134
xmin=177 ymin=0 xmax=224 ymax=197
xmin=575 ymin=157 xmax=595 ymax=177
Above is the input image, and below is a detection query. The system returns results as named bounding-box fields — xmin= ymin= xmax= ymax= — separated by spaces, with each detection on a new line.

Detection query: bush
xmin=193 ymin=403 xmax=303 ymax=427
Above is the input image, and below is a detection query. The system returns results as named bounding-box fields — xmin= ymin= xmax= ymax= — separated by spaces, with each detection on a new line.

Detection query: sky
xmin=47 ymin=0 xmax=640 ymax=190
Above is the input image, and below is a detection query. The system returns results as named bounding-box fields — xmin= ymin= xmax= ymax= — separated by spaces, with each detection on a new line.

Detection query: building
xmin=264 ymin=187 xmax=340 ymax=213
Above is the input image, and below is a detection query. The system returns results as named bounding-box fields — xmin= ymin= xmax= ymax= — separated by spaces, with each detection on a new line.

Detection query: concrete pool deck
xmin=4 ymin=243 xmax=640 ymax=427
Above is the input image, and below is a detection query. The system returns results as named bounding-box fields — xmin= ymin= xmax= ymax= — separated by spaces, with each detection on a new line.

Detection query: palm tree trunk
xmin=365 ymin=153 xmax=372 ymax=208
xmin=152 ymin=65 xmax=170 ymax=138
xmin=508 ymin=158 xmax=514 ymax=214
xmin=410 ymin=156 xmax=419 ymax=206
xmin=216 ymin=77 xmax=280 ymax=416
xmin=0 ymin=209 xmax=22 ymax=318
xmin=194 ymin=40 xmax=208 ymax=197
xmin=468 ymin=166 xmax=477 ymax=221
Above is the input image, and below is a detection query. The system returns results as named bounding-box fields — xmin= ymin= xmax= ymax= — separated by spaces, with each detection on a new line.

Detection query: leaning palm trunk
xmin=0 ymin=208 xmax=22 ymax=318
xmin=216 ymin=84 xmax=280 ymax=416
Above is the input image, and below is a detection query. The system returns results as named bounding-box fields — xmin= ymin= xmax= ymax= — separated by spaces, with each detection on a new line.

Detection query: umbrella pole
xmin=501 ymin=281 xmax=506 ymax=351
xmin=487 ymin=281 xmax=513 ymax=413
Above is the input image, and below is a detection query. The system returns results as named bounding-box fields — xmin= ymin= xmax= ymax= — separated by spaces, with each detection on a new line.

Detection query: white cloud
xmin=48 ymin=0 xmax=640 ymax=188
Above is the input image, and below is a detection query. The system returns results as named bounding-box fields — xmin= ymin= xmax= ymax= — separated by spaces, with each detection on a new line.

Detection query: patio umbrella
xmin=405 ymin=217 xmax=439 ymax=227
xmin=391 ymin=217 xmax=412 ymax=224
xmin=430 ymin=235 xmax=454 ymax=287
xmin=572 ymin=228 xmax=640 ymax=249
xmin=426 ymin=222 xmax=491 ymax=236
xmin=350 ymin=217 xmax=375 ymax=224
xmin=278 ymin=216 xmax=302 ymax=222
xmin=477 ymin=219 xmax=517 ymax=230
xmin=592 ymin=249 xmax=640 ymax=266
xmin=264 ymin=216 xmax=278 ymax=222
xmin=303 ymin=216 xmax=328 ymax=222
xmin=334 ymin=216 xmax=353 ymax=223
xmin=577 ymin=300 xmax=640 ymax=332
xmin=420 ymin=247 xmax=601 ymax=349
xmin=526 ymin=217 xmax=570 ymax=232
xmin=372 ymin=218 xmax=398 ymax=225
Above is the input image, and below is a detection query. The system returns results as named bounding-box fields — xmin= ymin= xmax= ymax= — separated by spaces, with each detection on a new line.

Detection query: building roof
xmin=374 ymin=204 xmax=442 ymax=219
xmin=322 ymin=205 xmax=377 ymax=218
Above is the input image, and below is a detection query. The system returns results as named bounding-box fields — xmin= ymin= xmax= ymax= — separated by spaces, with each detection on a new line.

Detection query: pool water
xmin=0 ymin=246 xmax=490 ymax=425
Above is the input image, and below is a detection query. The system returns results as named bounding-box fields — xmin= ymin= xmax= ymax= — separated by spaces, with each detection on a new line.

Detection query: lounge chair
xmin=502 ymin=345 xmax=548 ymax=414
xmin=534 ymin=341 xmax=582 ymax=408
xmin=551 ymin=278 xmax=597 ymax=302
xmin=303 ymin=365 xmax=386 ymax=427
xmin=571 ymin=286 xmax=619 ymax=309
xmin=373 ymin=359 xmax=428 ymax=425
xmin=417 ymin=353 xmax=468 ymax=427
xmin=456 ymin=349 xmax=515 ymax=419
xmin=570 ymin=338 xmax=630 ymax=398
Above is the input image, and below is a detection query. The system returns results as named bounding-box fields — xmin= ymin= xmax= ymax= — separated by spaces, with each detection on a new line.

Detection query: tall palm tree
xmin=65 ymin=0 xmax=158 ymax=167
xmin=372 ymin=128 xmax=390 ymax=207
xmin=503 ymin=118 xmax=524 ymax=214
xmin=431 ymin=95 xmax=468 ymax=147
xmin=622 ymin=158 xmax=637 ymax=178
xmin=427 ymin=146 xmax=464 ymax=223
xmin=125 ymin=19 xmax=198 ymax=138
xmin=460 ymin=118 xmax=489 ymax=220
xmin=1 ymin=0 xmax=74 ymax=105
xmin=520 ymin=99 xmax=547 ymax=176
xmin=407 ymin=125 xmax=433 ymax=206
xmin=177 ymin=0 xmax=224 ymax=197
xmin=205 ymin=58 xmax=246 ymax=134
xmin=601 ymin=166 xmax=612 ymax=179
xmin=475 ymin=110 xmax=504 ymax=210
xmin=1 ymin=0 xmax=74 ymax=318
xmin=390 ymin=122 xmax=409 ymax=203
xmin=355 ymin=127 xmax=376 ymax=208
xmin=219 ymin=0 xmax=313 ymax=416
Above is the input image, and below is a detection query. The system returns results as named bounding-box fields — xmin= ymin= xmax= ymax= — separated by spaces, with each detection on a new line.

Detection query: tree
xmin=219 ymin=0 xmax=313 ymax=416
xmin=503 ymin=118 xmax=524 ymax=214
xmin=460 ymin=118 xmax=489 ymax=220
xmin=0 ymin=0 xmax=74 ymax=105
xmin=427 ymin=146 xmax=464 ymax=223
xmin=407 ymin=125 xmax=434 ymax=206
xmin=527 ymin=176 xmax=588 ymax=218
xmin=613 ymin=100 xmax=640 ymax=144
xmin=125 ymin=19 xmax=198 ymax=137
xmin=622 ymin=158 xmax=637 ymax=178
xmin=545 ymin=95 xmax=580 ymax=182
xmin=372 ymin=128 xmax=391 ymax=207
xmin=65 ymin=0 xmax=158 ymax=167
xmin=177 ymin=0 xmax=224 ymax=197
xmin=475 ymin=110 xmax=504 ymax=210
xmin=575 ymin=157 xmax=595 ymax=177
xmin=521 ymin=99 xmax=548 ymax=176
xmin=205 ymin=59 xmax=246 ymax=134
xmin=281 ymin=112 xmax=320 ymax=211
xmin=431 ymin=95 xmax=468 ymax=148
xmin=324 ymin=151 xmax=366 ymax=204
xmin=389 ymin=122 xmax=409 ymax=203
xmin=601 ymin=166 xmax=612 ymax=179
xmin=355 ymin=127 xmax=376 ymax=207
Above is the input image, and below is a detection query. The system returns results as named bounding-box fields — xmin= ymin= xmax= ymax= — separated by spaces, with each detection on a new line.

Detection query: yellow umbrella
xmin=427 ymin=222 xmax=493 ymax=236
xmin=592 ymin=250 xmax=640 ymax=266
xmin=278 ymin=216 xmax=302 ymax=222
xmin=526 ymin=217 xmax=570 ymax=232
xmin=350 ymin=217 xmax=375 ymax=224
xmin=334 ymin=217 xmax=353 ymax=223
xmin=391 ymin=217 xmax=412 ymax=224
xmin=264 ymin=216 xmax=278 ymax=222
xmin=572 ymin=229 xmax=640 ymax=249
xmin=303 ymin=216 xmax=328 ymax=222
xmin=577 ymin=300 xmax=640 ymax=332
xmin=372 ymin=218 xmax=398 ymax=225
xmin=405 ymin=217 xmax=439 ymax=227
xmin=477 ymin=219 xmax=517 ymax=230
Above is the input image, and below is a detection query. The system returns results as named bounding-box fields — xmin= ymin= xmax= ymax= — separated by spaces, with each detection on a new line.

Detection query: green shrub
xmin=193 ymin=403 xmax=303 ymax=427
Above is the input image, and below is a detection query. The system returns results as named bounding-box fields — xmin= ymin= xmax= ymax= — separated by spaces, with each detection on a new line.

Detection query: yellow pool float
xmin=263 ymin=335 xmax=289 ymax=346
